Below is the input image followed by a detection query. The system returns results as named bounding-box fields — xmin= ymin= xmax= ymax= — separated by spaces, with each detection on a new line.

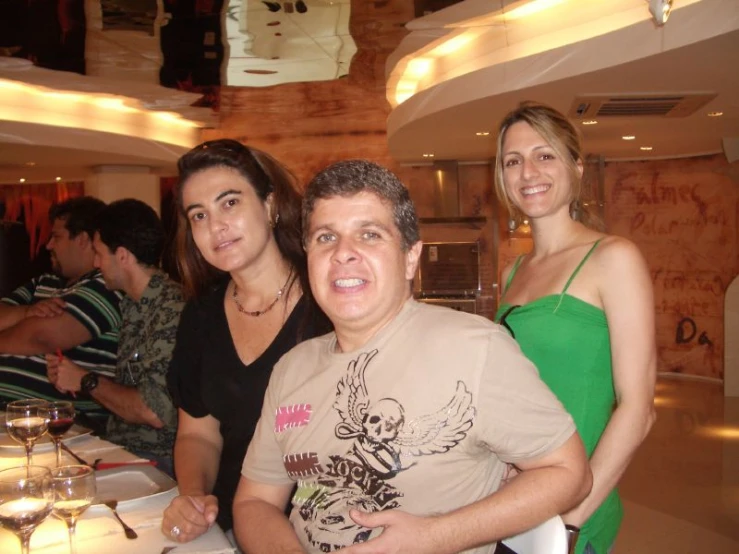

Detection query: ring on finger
xmin=171 ymin=525 xmax=181 ymax=538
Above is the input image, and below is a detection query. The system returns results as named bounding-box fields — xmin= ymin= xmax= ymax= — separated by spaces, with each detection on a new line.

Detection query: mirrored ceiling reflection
xmin=225 ymin=0 xmax=356 ymax=87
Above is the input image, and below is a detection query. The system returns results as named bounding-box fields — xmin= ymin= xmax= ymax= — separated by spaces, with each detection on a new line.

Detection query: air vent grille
xmin=570 ymin=92 xmax=716 ymax=118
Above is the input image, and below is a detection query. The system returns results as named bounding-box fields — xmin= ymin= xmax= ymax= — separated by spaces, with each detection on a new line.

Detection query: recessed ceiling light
xmin=582 ymin=120 xmax=598 ymax=125
xmin=24 ymin=161 xmax=36 ymax=167
xmin=475 ymin=131 xmax=490 ymax=136
xmin=622 ymin=135 xmax=636 ymax=140
xmin=640 ymin=146 xmax=653 ymax=151
xmin=707 ymin=111 xmax=723 ymax=117
xmin=422 ymin=153 xmax=434 ymax=158
xmin=55 ymin=176 xmax=62 ymax=181
xmin=19 ymin=178 xmax=26 ymax=183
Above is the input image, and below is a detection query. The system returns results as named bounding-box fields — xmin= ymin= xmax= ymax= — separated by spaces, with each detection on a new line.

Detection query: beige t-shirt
xmin=243 ymin=299 xmax=575 ymax=553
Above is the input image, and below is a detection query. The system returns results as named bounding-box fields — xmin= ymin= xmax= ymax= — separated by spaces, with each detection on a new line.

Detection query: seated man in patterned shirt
xmin=0 ymin=196 xmax=122 ymax=425
xmin=47 ymin=199 xmax=185 ymax=475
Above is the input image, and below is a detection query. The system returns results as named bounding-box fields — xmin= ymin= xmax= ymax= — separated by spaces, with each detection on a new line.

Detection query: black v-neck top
xmin=168 ymin=279 xmax=329 ymax=530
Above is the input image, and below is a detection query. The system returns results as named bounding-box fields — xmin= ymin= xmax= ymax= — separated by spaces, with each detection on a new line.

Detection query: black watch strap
xmin=81 ymin=372 xmax=100 ymax=394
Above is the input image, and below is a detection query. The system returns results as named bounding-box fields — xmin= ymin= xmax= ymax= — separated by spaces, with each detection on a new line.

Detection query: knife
xmin=60 ymin=441 xmax=90 ymax=465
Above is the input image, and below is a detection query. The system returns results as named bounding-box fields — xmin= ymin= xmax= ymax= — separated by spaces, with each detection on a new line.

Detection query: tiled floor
xmin=616 ymin=378 xmax=739 ymax=553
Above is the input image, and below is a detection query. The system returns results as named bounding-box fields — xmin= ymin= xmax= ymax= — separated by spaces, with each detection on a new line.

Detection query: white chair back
xmin=501 ymin=515 xmax=568 ymax=554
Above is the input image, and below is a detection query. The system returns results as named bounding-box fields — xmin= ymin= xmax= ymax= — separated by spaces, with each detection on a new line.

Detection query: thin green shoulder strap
xmin=561 ymin=238 xmax=604 ymax=295
xmin=502 ymin=255 xmax=526 ymax=295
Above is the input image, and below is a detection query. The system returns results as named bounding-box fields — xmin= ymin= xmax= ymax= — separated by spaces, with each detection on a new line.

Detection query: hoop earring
xmin=271 ymin=213 xmax=280 ymax=228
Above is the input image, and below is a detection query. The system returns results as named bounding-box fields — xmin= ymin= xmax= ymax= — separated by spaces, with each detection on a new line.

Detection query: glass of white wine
xmin=51 ymin=465 xmax=96 ymax=554
xmin=0 ymin=465 xmax=54 ymax=554
xmin=5 ymin=399 xmax=50 ymax=466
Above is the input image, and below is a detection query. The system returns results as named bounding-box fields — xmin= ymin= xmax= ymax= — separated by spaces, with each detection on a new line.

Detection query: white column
xmin=85 ymin=165 xmax=161 ymax=215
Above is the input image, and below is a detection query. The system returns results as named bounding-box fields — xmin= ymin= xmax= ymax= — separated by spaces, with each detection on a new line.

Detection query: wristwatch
xmin=80 ymin=372 xmax=100 ymax=394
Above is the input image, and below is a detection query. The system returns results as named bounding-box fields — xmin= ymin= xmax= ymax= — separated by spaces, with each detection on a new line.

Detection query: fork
xmin=103 ymin=499 xmax=138 ymax=539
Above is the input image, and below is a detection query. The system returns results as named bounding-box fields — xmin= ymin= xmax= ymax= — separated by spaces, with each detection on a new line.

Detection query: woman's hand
xmin=161 ymin=494 xmax=219 ymax=543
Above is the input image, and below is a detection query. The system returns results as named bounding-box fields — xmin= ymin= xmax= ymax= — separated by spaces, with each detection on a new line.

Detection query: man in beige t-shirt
xmin=234 ymin=160 xmax=592 ymax=553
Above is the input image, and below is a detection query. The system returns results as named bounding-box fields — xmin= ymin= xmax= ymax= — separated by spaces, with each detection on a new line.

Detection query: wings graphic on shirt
xmin=333 ymin=349 xmax=475 ymax=475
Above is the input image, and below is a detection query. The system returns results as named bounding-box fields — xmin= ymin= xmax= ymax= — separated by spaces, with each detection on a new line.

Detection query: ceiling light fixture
xmin=55 ymin=176 xmax=62 ymax=182
xmin=476 ymin=132 xmax=490 ymax=136
xmin=640 ymin=146 xmax=653 ymax=151
xmin=707 ymin=111 xmax=723 ymax=117
xmin=19 ymin=178 xmax=26 ymax=183
xmin=622 ymin=135 xmax=636 ymax=140
xmin=504 ymin=0 xmax=567 ymax=21
xmin=422 ymin=153 xmax=435 ymax=158
xmin=582 ymin=120 xmax=598 ymax=125
xmin=647 ymin=0 xmax=673 ymax=26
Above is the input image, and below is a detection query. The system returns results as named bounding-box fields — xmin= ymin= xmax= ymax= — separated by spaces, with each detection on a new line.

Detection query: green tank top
xmin=495 ymin=240 xmax=621 ymax=554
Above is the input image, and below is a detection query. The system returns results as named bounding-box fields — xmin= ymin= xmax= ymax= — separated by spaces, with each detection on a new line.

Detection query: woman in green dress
xmin=494 ymin=102 xmax=656 ymax=554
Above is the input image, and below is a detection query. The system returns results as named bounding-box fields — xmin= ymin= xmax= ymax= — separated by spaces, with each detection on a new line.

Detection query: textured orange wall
xmin=606 ymin=155 xmax=739 ymax=380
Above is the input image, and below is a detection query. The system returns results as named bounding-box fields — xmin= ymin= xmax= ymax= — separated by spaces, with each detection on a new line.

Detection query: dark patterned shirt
xmin=0 ymin=271 xmax=122 ymax=417
xmin=105 ymin=272 xmax=184 ymax=458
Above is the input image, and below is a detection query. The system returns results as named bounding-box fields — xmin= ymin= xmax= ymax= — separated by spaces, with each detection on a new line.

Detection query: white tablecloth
xmin=0 ymin=435 xmax=236 ymax=554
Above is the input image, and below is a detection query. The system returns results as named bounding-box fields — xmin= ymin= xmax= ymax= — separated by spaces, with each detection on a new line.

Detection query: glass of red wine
xmin=40 ymin=402 xmax=76 ymax=467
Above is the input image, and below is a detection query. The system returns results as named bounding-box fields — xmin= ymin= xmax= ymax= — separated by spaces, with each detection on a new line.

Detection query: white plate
xmin=0 ymin=424 xmax=93 ymax=451
xmin=94 ymin=464 xmax=176 ymax=507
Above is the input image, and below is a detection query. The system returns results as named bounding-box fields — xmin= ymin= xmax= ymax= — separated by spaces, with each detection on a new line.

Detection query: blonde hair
xmin=494 ymin=102 xmax=598 ymax=227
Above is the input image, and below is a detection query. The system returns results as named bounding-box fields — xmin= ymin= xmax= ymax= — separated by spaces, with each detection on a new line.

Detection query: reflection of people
xmin=46 ymin=199 xmax=184 ymax=475
xmin=0 ymin=197 xmax=122 ymax=422
xmin=161 ymin=140 xmax=330 ymax=544
xmin=233 ymin=160 xmax=592 ymax=553
xmin=494 ymin=102 xmax=657 ymax=554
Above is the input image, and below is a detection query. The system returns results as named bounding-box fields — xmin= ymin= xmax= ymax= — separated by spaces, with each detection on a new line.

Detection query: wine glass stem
xmin=55 ymin=438 xmax=62 ymax=467
xmin=25 ymin=443 xmax=33 ymax=466
xmin=18 ymin=530 xmax=32 ymax=554
xmin=68 ymin=521 xmax=78 ymax=554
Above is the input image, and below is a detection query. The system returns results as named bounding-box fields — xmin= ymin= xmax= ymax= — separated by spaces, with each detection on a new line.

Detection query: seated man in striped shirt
xmin=0 ymin=196 xmax=123 ymax=428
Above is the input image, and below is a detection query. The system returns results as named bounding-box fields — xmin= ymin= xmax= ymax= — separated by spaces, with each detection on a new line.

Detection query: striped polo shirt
xmin=0 ymin=271 xmax=122 ymax=417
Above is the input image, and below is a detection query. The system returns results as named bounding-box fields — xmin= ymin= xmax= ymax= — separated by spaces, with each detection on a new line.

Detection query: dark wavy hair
xmin=96 ymin=199 xmax=164 ymax=267
xmin=49 ymin=196 xmax=106 ymax=240
xmin=174 ymin=139 xmax=307 ymax=301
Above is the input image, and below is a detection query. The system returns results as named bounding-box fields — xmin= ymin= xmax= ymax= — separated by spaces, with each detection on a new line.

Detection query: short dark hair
xmin=303 ymin=160 xmax=420 ymax=251
xmin=96 ymin=199 xmax=164 ymax=267
xmin=49 ymin=196 xmax=106 ymax=239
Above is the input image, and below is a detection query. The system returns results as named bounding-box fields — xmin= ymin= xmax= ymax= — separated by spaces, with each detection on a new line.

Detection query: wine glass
xmin=51 ymin=466 xmax=96 ymax=554
xmin=0 ymin=465 xmax=54 ymax=554
xmin=40 ymin=402 xmax=75 ymax=467
xmin=5 ymin=400 xmax=50 ymax=466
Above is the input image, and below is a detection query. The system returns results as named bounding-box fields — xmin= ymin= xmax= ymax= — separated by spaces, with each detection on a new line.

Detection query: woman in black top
xmin=162 ymin=140 xmax=329 ymax=543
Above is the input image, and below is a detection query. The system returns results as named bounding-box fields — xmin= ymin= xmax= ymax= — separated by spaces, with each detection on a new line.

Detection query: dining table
xmin=0 ymin=426 xmax=236 ymax=554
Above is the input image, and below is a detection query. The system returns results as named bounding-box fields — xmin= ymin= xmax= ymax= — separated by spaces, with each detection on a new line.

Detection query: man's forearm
xmin=233 ymin=498 xmax=304 ymax=554
xmin=407 ymin=454 xmax=590 ymax=554
xmin=0 ymin=304 xmax=28 ymax=332
xmin=90 ymin=379 xmax=164 ymax=428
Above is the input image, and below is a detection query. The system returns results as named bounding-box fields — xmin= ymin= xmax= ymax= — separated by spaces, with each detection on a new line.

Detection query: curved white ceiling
xmin=386 ymin=0 xmax=739 ymax=163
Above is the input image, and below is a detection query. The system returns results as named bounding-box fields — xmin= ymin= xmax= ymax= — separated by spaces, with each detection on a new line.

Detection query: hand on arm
xmin=338 ymin=433 xmax=591 ymax=554
xmin=161 ymin=411 xmax=223 ymax=543
xmin=563 ymin=238 xmax=657 ymax=526
xmin=25 ymin=298 xmax=67 ymax=319
xmin=232 ymin=477 xmax=303 ymax=553
xmin=0 ymin=312 xmax=92 ymax=355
